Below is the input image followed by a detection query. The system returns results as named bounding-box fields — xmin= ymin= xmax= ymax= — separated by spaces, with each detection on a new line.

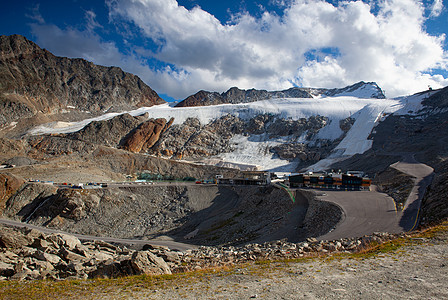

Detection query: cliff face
xmin=0 ymin=35 xmax=165 ymax=126
xmin=120 ymin=118 xmax=174 ymax=153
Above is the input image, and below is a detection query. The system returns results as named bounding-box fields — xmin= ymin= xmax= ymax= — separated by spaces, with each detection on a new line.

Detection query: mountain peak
xmin=0 ymin=34 xmax=165 ymax=127
xmin=175 ymin=82 xmax=385 ymax=108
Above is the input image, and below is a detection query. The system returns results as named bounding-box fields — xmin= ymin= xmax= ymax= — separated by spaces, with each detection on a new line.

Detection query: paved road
xmin=315 ymin=190 xmax=400 ymax=241
xmin=0 ymin=218 xmax=197 ymax=251
xmin=315 ymin=155 xmax=434 ymax=241
xmin=390 ymin=154 xmax=434 ymax=230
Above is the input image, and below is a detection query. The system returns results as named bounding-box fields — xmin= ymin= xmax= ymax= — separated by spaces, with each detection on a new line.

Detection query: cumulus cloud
xmin=104 ymin=0 xmax=447 ymax=98
xmin=29 ymin=0 xmax=448 ymax=99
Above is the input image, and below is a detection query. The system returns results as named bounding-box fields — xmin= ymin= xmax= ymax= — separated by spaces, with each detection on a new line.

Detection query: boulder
xmin=33 ymin=250 xmax=61 ymax=265
xmin=0 ymin=226 xmax=33 ymax=249
xmin=47 ymin=233 xmax=81 ymax=251
xmin=130 ymin=251 xmax=171 ymax=275
xmin=0 ymin=261 xmax=15 ymax=277
xmin=89 ymin=260 xmax=122 ymax=279
xmin=60 ymin=247 xmax=87 ymax=262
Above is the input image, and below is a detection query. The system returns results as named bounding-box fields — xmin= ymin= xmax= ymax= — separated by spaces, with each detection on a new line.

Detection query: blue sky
xmin=1 ymin=0 xmax=447 ymax=101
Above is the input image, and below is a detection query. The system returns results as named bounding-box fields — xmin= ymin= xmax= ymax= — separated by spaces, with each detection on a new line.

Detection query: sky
xmin=1 ymin=0 xmax=447 ymax=101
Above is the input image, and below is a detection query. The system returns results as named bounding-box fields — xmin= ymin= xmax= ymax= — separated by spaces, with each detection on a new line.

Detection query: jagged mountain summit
xmin=175 ymin=81 xmax=385 ymax=108
xmin=0 ymin=35 xmax=165 ymax=127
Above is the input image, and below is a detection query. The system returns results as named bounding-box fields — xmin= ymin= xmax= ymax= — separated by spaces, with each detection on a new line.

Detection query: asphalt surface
xmin=390 ymin=154 xmax=434 ymax=230
xmin=315 ymin=154 xmax=434 ymax=241
xmin=315 ymin=190 xmax=400 ymax=241
xmin=0 ymin=218 xmax=197 ymax=251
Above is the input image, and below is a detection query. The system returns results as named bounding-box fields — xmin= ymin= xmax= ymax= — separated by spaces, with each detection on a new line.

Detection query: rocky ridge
xmin=0 ymin=35 xmax=165 ymax=127
xmin=175 ymin=82 xmax=385 ymax=108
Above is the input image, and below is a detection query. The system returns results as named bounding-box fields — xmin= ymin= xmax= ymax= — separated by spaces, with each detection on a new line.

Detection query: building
xmin=216 ymin=171 xmax=271 ymax=186
xmin=289 ymin=172 xmax=371 ymax=190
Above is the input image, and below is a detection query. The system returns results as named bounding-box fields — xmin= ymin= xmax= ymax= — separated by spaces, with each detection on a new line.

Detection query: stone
xmin=67 ymin=261 xmax=86 ymax=273
xmin=60 ymin=247 xmax=86 ymax=262
xmin=57 ymin=234 xmax=82 ymax=251
xmin=0 ymin=261 xmax=15 ymax=277
xmin=90 ymin=252 xmax=114 ymax=262
xmin=161 ymin=251 xmax=181 ymax=263
xmin=0 ymin=227 xmax=32 ymax=249
xmin=31 ymin=238 xmax=50 ymax=251
xmin=34 ymin=250 xmax=61 ymax=265
xmin=89 ymin=261 xmax=122 ymax=279
xmin=34 ymin=260 xmax=55 ymax=272
xmin=130 ymin=251 xmax=171 ymax=275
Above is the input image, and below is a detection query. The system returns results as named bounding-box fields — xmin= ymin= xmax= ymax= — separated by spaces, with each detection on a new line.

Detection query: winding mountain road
xmin=316 ymin=154 xmax=434 ymax=241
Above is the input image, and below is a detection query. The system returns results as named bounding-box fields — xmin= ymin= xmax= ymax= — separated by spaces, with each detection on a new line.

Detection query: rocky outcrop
xmin=271 ymin=143 xmax=322 ymax=162
xmin=339 ymin=117 xmax=356 ymax=133
xmin=147 ymin=116 xmax=244 ymax=159
xmin=121 ymin=118 xmax=174 ymax=153
xmin=423 ymin=85 xmax=448 ymax=110
xmin=67 ymin=113 xmax=146 ymax=147
xmin=0 ymin=173 xmax=24 ymax=214
xmin=0 ymin=35 xmax=165 ymax=126
xmin=175 ymin=82 xmax=385 ymax=108
xmin=175 ymin=87 xmax=311 ymax=107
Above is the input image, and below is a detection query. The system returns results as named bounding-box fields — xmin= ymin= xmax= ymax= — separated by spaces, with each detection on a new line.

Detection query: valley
xmin=0 ymin=35 xmax=447 ymax=284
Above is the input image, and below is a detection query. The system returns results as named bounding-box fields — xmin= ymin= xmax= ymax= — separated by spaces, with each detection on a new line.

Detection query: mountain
xmin=30 ymin=92 xmax=399 ymax=172
xmin=0 ymin=35 xmax=165 ymax=127
xmin=175 ymin=82 xmax=385 ymax=108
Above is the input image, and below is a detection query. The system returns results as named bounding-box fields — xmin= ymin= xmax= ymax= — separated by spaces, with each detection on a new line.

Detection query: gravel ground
xmin=99 ymin=230 xmax=448 ymax=299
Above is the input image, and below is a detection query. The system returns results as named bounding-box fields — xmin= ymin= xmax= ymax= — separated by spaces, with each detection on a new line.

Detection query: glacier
xmin=28 ymin=91 xmax=435 ymax=172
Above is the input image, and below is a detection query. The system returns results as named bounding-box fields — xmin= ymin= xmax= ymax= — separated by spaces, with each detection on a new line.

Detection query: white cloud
xmin=26 ymin=4 xmax=45 ymax=24
xmin=430 ymin=0 xmax=443 ymax=17
xmin=104 ymin=0 xmax=447 ymax=98
xmin=30 ymin=0 xmax=448 ymax=99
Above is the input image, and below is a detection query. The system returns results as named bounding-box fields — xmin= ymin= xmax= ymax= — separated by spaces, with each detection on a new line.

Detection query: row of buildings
xmin=213 ymin=171 xmax=371 ymax=191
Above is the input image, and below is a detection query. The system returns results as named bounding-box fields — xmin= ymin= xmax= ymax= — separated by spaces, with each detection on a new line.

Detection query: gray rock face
xmin=67 ymin=113 xmax=145 ymax=147
xmin=148 ymin=114 xmax=330 ymax=163
xmin=0 ymin=35 xmax=165 ymax=126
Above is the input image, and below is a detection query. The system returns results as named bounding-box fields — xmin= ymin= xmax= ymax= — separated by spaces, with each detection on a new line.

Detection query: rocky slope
xmin=0 ymin=222 xmax=404 ymax=281
xmin=0 ymin=35 xmax=165 ymax=127
xmin=175 ymin=81 xmax=385 ymax=107
xmin=147 ymin=114 xmax=333 ymax=163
